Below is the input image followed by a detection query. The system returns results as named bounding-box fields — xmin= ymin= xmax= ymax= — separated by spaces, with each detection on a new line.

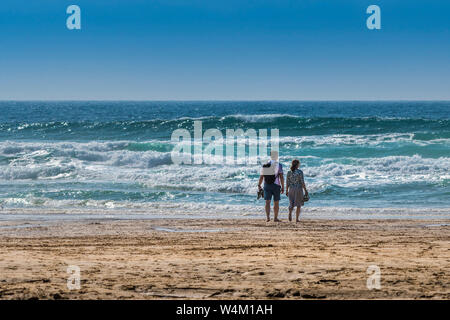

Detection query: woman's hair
xmin=291 ymin=159 xmax=300 ymax=172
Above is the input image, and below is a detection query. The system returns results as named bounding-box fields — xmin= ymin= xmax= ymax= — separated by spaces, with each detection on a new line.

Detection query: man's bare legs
xmin=296 ymin=206 xmax=301 ymax=223
xmin=265 ymin=200 xmax=281 ymax=222
xmin=274 ymin=201 xmax=281 ymax=222
xmin=265 ymin=200 xmax=271 ymax=221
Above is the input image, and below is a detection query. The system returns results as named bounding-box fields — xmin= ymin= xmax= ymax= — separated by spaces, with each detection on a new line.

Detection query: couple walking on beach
xmin=258 ymin=151 xmax=308 ymax=223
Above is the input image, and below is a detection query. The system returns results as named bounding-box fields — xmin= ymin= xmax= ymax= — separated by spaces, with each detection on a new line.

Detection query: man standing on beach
xmin=258 ymin=151 xmax=284 ymax=222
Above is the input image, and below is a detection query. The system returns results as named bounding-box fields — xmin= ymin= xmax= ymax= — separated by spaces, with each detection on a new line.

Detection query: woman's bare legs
xmin=295 ymin=206 xmax=301 ymax=223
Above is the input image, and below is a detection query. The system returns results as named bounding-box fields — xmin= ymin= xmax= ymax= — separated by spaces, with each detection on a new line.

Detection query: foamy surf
xmin=0 ymin=101 xmax=449 ymax=219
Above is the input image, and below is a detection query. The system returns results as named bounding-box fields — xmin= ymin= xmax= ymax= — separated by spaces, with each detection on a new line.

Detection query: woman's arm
xmin=301 ymin=172 xmax=308 ymax=194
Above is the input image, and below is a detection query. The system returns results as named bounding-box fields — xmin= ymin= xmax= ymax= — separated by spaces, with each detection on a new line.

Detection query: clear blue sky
xmin=0 ymin=0 xmax=449 ymax=100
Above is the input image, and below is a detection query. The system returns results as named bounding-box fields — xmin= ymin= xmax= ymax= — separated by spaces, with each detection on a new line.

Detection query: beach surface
xmin=0 ymin=218 xmax=448 ymax=300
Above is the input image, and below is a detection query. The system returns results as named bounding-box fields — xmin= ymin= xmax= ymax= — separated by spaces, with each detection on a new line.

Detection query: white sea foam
xmin=134 ymin=155 xmax=450 ymax=194
xmin=0 ymin=140 xmax=448 ymax=194
xmin=223 ymin=113 xmax=297 ymax=122
xmin=0 ymin=140 xmax=448 ymax=203
xmin=306 ymin=155 xmax=450 ymax=186
xmin=278 ymin=133 xmax=450 ymax=147
xmin=0 ymin=131 xmax=447 ymax=162
xmin=162 ymin=132 xmax=449 ymax=147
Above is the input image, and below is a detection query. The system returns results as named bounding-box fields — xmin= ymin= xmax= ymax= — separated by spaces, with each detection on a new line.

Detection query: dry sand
xmin=0 ymin=218 xmax=449 ymax=299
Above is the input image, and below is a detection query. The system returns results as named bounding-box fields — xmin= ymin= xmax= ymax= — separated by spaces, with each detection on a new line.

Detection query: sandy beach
xmin=0 ymin=218 xmax=448 ymax=300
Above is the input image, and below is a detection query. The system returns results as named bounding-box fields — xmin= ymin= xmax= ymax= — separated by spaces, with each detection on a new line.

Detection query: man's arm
xmin=258 ymin=175 xmax=264 ymax=189
xmin=279 ymin=173 xmax=284 ymax=193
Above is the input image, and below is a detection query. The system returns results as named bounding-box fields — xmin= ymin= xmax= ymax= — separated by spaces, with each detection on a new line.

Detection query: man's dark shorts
xmin=264 ymin=183 xmax=281 ymax=201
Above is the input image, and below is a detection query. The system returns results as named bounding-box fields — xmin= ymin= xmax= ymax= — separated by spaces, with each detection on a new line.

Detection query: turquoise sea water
xmin=0 ymin=101 xmax=449 ymax=219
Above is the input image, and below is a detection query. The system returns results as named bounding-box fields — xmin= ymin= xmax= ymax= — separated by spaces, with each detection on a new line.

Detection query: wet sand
xmin=0 ymin=218 xmax=449 ymax=299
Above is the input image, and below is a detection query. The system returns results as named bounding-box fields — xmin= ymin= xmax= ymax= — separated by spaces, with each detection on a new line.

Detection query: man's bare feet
xmin=274 ymin=218 xmax=281 ymax=222
xmin=296 ymin=220 xmax=300 ymax=223
xmin=266 ymin=218 xmax=271 ymax=222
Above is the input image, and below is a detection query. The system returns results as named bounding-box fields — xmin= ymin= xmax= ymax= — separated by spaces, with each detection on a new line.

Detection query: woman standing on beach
xmin=286 ymin=159 xmax=308 ymax=223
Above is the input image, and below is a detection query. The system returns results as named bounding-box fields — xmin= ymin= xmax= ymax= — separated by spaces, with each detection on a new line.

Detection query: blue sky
xmin=0 ymin=0 xmax=449 ymax=100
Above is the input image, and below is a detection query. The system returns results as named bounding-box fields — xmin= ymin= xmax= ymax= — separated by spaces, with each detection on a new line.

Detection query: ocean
xmin=0 ymin=101 xmax=449 ymax=220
